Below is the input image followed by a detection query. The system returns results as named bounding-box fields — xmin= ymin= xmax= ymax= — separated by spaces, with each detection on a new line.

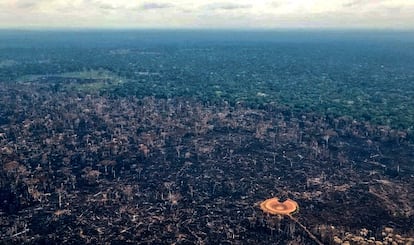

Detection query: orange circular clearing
xmin=260 ymin=197 xmax=298 ymax=215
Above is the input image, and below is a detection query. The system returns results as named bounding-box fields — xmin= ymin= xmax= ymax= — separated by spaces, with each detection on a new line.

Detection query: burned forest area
xmin=1 ymin=80 xmax=413 ymax=245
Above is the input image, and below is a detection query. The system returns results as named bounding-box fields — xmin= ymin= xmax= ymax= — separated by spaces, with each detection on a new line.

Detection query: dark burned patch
xmin=0 ymin=187 xmax=21 ymax=214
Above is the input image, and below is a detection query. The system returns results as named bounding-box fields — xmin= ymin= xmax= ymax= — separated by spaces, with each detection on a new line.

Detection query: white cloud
xmin=203 ymin=2 xmax=252 ymax=10
xmin=0 ymin=0 xmax=413 ymax=29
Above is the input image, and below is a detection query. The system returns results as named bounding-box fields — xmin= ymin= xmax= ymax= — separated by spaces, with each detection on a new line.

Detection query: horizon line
xmin=1 ymin=26 xmax=414 ymax=32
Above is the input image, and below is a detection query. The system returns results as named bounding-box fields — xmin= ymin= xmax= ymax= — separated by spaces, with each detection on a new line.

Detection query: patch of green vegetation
xmin=61 ymin=69 xmax=125 ymax=92
xmin=16 ymin=69 xmax=125 ymax=93
xmin=0 ymin=59 xmax=18 ymax=68
xmin=68 ymin=80 xmax=119 ymax=92
xmin=60 ymin=69 xmax=117 ymax=80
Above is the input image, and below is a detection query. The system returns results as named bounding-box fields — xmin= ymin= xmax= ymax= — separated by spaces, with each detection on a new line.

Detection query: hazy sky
xmin=0 ymin=0 xmax=413 ymax=29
